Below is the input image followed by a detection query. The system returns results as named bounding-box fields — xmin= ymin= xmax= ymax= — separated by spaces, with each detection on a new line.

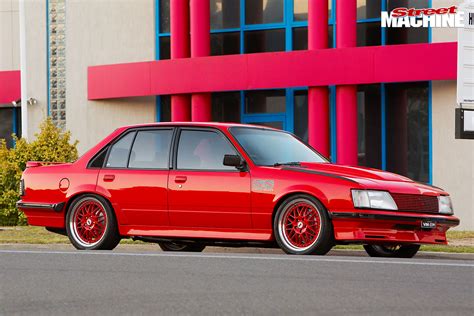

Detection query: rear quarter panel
xmin=21 ymin=164 xmax=100 ymax=228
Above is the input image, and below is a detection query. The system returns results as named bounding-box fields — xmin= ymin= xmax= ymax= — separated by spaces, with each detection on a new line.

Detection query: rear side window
xmin=129 ymin=130 xmax=173 ymax=169
xmin=106 ymin=132 xmax=135 ymax=168
xmin=177 ymin=130 xmax=237 ymax=170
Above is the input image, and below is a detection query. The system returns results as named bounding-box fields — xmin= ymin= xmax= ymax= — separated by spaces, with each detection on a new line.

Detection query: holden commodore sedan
xmin=17 ymin=123 xmax=459 ymax=257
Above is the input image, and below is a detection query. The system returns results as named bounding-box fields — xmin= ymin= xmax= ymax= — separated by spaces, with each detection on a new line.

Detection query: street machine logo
xmin=381 ymin=5 xmax=472 ymax=28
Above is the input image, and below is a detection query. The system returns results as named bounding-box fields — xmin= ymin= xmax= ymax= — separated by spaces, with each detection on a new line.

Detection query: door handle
xmin=103 ymin=174 xmax=115 ymax=182
xmin=174 ymin=176 xmax=187 ymax=183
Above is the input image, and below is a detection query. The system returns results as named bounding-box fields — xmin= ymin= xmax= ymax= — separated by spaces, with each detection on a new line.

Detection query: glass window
xmin=159 ymin=36 xmax=170 ymax=59
xmin=245 ymin=29 xmax=285 ymax=53
xmin=292 ymin=25 xmax=334 ymax=50
xmin=211 ymin=0 xmax=240 ymax=29
xmin=386 ymin=26 xmax=428 ymax=45
xmin=357 ymin=0 xmax=381 ymax=20
xmin=212 ymin=92 xmax=241 ymax=122
xmin=211 ymin=32 xmax=240 ymax=56
xmin=106 ymin=132 xmax=136 ymax=168
xmin=0 ymin=108 xmax=14 ymax=148
xmin=230 ymin=127 xmax=327 ymax=166
xmin=386 ymin=82 xmax=429 ymax=183
xmin=159 ymin=95 xmax=171 ymax=122
xmin=160 ymin=0 xmax=170 ymax=33
xmin=90 ymin=149 xmax=108 ymax=168
xmin=357 ymin=22 xmax=381 ymax=47
xmin=245 ymin=90 xmax=286 ymax=114
xmin=357 ymin=84 xmax=381 ymax=168
xmin=294 ymin=0 xmax=332 ymax=21
xmin=294 ymin=90 xmax=309 ymax=143
xmin=129 ymin=130 xmax=173 ymax=169
xmin=245 ymin=0 xmax=284 ymax=25
xmin=177 ymin=130 xmax=237 ymax=170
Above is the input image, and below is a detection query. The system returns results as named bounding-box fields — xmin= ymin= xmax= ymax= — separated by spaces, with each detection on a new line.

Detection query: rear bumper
xmin=16 ymin=201 xmax=65 ymax=212
xmin=330 ymin=209 xmax=459 ymax=245
xmin=16 ymin=200 xmax=65 ymax=228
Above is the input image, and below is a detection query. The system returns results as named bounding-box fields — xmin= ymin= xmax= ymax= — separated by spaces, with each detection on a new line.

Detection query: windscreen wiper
xmin=273 ymin=162 xmax=301 ymax=167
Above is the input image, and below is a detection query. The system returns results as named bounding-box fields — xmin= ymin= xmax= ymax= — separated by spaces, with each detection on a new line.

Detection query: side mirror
xmin=223 ymin=154 xmax=246 ymax=171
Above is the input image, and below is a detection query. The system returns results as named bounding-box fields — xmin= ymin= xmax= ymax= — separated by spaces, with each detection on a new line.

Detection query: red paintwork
xmin=87 ymin=42 xmax=456 ymax=100
xmin=0 ymin=70 xmax=21 ymax=103
xmin=18 ymin=122 xmax=459 ymax=245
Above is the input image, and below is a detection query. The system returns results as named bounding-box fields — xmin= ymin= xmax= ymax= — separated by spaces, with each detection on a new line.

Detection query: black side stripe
xmin=280 ymin=167 xmax=358 ymax=184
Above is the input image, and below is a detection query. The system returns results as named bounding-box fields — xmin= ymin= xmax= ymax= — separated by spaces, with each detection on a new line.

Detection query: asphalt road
xmin=0 ymin=248 xmax=473 ymax=315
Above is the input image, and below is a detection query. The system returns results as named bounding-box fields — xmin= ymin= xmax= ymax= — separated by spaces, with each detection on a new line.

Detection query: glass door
xmin=241 ymin=89 xmax=287 ymax=130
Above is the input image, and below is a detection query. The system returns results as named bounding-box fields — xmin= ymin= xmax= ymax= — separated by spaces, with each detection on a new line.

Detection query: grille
xmin=391 ymin=194 xmax=439 ymax=213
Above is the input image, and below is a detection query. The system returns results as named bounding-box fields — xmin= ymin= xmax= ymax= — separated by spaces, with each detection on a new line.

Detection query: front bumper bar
xmin=330 ymin=210 xmax=459 ymax=245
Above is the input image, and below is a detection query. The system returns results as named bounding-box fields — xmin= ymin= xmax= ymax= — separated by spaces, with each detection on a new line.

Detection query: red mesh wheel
xmin=278 ymin=199 xmax=322 ymax=252
xmin=71 ymin=199 xmax=108 ymax=247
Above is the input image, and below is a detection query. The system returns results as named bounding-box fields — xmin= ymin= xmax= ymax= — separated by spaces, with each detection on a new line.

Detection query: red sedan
xmin=17 ymin=123 xmax=459 ymax=257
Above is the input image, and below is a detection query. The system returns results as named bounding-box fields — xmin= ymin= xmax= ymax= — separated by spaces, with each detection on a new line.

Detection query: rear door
xmin=98 ymin=128 xmax=173 ymax=227
xmin=168 ymin=128 xmax=252 ymax=229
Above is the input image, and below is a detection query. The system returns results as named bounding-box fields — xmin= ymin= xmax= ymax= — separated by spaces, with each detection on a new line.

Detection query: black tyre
xmin=363 ymin=244 xmax=421 ymax=258
xmin=158 ymin=241 xmax=206 ymax=252
xmin=274 ymin=195 xmax=334 ymax=255
xmin=66 ymin=194 xmax=121 ymax=250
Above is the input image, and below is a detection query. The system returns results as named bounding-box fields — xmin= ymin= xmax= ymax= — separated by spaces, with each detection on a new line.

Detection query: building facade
xmin=0 ymin=0 xmax=472 ymax=229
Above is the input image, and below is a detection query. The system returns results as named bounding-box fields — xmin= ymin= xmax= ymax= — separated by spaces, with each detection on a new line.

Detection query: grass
xmin=0 ymin=226 xmax=472 ymax=253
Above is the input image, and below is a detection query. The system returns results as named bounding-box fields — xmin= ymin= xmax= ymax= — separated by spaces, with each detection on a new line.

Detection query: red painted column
xmin=308 ymin=0 xmax=329 ymax=157
xmin=190 ymin=0 xmax=211 ymax=121
xmin=170 ymin=0 xmax=191 ymax=121
xmin=336 ymin=0 xmax=358 ymax=165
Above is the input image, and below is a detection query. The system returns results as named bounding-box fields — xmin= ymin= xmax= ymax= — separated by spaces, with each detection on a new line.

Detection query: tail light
xmin=19 ymin=179 xmax=25 ymax=196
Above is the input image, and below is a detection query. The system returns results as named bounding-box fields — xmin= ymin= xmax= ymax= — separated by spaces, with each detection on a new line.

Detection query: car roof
xmin=119 ymin=122 xmax=278 ymax=130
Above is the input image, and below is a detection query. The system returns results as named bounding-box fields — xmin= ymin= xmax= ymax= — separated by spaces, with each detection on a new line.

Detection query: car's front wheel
xmin=158 ymin=241 xmax=206 ymax=252
xmin=66 ymin=194 xmax=121 ymax=250
xmin=274 ymin=195 xmax=334 ymax=255
xmin=363 ymin=244 xmax=420 ymax=258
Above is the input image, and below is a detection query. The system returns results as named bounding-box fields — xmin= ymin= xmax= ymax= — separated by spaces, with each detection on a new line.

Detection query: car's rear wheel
xmin=158 ymin=241 xmax=206 ymax=252
xmin=363 ymin=244 xmax=420 ymax=258
xmin=274 ymin=195 xmax=334 ymax=255
xmin=66 ymin=195 xmax=120 ymax=250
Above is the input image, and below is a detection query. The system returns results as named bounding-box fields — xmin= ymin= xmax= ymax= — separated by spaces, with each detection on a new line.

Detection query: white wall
xmin=431 ymin=0 xmax=474 ymax=229
xmin=0 ymin=0 xmax=20 ymax=71
xmin=65 ymin=0 xmax=156 ymax=154
xmin=23 ymin=0 xmax=156 ymax=153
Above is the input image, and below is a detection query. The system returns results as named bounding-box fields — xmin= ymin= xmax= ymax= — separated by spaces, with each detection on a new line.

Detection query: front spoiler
xmin=330 ymin=210 xmax=459 ymax=245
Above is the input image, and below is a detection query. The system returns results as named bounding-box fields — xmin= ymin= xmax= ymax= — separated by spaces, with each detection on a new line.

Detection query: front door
xmin=168 ymin=128 xmax=252 ymax=229
xmin=98 ymin=128 xmax=173 ymax=227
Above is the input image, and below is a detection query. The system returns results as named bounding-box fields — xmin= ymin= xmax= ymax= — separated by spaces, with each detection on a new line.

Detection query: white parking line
xmin=0 ymin=249 xmax=473 ymax=267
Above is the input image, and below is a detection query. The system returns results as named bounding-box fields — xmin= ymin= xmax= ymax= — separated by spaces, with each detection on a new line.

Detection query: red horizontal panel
xmin=88 ymin=42 xmax=457 ymax=100
xmin=88 ymin=62 xmax=151 ymax=99
xmin=0 ymin=70 xmax=21 ymax=103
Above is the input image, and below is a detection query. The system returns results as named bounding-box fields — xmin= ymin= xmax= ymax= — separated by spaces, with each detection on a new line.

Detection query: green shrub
xmin=0 ymin=118 xmax=78 ymax=226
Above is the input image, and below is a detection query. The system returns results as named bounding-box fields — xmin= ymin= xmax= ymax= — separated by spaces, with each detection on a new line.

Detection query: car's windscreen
xmin=230 ymin=127 xmax=327 ymax=166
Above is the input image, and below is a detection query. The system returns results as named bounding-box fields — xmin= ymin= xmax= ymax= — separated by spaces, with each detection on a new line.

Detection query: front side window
xmin=230 ymin=128 xmax=327 ymax=166
xmin=106 ymin=132 xmax=136 ymax=168
xmin=129 ymin=130 xmax=173 ymax=169
xmin=177 ymin=130 xmax=237 ymax=170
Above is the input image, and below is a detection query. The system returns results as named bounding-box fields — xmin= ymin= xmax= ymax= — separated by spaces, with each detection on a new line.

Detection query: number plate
xmin=421 ymin=220 xmax=436 ymax=229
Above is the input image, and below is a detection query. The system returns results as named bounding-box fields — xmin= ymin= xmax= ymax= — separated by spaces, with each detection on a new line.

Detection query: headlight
xmin=351 ymin=190 xmax=398 ymax=210
xmin=438 ymin=196 xmax=453 ymax=215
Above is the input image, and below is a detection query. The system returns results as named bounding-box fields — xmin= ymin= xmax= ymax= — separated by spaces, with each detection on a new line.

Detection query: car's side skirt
xmin=120 ymin=226 xmax=273 ymax=241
